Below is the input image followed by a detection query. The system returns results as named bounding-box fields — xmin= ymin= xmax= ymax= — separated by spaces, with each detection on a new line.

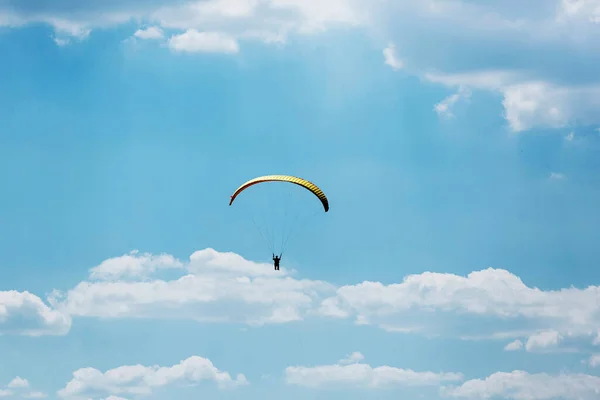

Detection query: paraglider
xmin=273 ymin=253 xmax=281 ymax=270
xmin=229 ymin=174 xmax=329 ymax=270
xmin=229 ymin=175 xmax=329 ymax=211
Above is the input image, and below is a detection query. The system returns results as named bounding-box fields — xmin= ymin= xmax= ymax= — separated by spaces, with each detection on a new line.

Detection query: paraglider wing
xmin=229 ymin=175 xmax=329 ymax=212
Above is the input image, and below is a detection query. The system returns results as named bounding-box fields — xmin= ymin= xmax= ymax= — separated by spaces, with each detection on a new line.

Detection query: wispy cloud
xmin=383 ymin=43 xmax=403 ymax=71
xmin=285 ymin=353 xmax=463 ymax=388
xmin=434 ymin=86 xmax=471 ymax=118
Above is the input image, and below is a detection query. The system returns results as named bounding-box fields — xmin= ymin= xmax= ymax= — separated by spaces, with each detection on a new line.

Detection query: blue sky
xmin=2 ymin=0 xmax=600 ymax=399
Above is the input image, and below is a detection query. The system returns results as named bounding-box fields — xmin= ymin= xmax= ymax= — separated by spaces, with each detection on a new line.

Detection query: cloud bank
xmin=3 ymin=0 xmax=600 ymax=132
xmin=6 ymin=247 xmax=600 ymax=358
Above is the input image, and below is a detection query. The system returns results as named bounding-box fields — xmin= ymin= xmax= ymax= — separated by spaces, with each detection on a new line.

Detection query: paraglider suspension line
xmin=252 ymin=215 xmax=274 ymax=253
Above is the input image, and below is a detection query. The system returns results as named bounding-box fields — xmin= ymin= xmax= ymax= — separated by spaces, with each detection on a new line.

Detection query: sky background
xmin=2 ymin=0 xmax=600 ymax=399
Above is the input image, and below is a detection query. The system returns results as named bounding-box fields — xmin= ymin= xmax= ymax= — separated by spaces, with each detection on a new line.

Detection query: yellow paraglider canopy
xmin=229 ymin=175 xmax=329 ymax=212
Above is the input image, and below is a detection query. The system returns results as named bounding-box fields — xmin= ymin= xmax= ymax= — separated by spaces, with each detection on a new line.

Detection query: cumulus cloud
xmin=502 ymin=82 xmax=600 ymax=132
xmin=339 ymin=351 xmax=365 ymax=365
xmin=504 ymin=339 xmax=523 ymax=351
xmin=285 ymin=354 xmax=463 ymax=388
xmin=442 ymin=370 xmax=600 ymax=400
xmin=57 ymin=356 xmax=247 ymax=399
xmin=0 ymin=244 xmax=597 ymax=360
xmin=587 ymin=354 xmax=600 ymax=367
xmin=0 ymin=290 xmax=71 ymax=336
xmin=0 ymin=377 xmax=45 ymax=399
xmin=525 ymin=330 xmax=563 ymax=352
xmin=7 ymin=377 xmax=29 ymax=389
xmin=383 ymin=43 xmax=403 ymax=71
xmin=49 ymin=248 xmax=335 ymax=326
xmin=399 ymin=0 xmax=600 ymax=132
xmin=89 ymin=250 xmax=183 ymax=281
xmin=168 ymin=30 xmax=239 ymax=53
xmin=33 ymin=247 xmax=600 ymax=350
xmin=133 ymin=26 xmax=164 ymax=40
xmin=316 ymin=267 xmax=600 ymax=347
xmin=426 ymin=71 xmax=600 ymax=132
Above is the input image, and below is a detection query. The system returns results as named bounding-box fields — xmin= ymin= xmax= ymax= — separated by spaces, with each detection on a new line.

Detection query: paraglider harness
xmin=273 ymin=253 xmax=282 ymax=271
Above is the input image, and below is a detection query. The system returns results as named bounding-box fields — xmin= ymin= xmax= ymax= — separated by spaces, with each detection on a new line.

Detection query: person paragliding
xmin=272 ymin=253 xmax=282 ymax=271
xmin=229 ymin=175 xmax=329 ymax=271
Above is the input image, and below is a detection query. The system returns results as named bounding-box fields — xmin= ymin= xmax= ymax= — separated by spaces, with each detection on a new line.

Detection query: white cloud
xmin=45 ymin=19 xmax=92 ymax=40
xmin=425 ymin=70 xmax=518 ymax=91
xmin=39 ymin=248 xmax=600 ymax=348
xmin=434 ymin=86 xmax=471 ymax=118
xmin=0 ymin=0 xmax=600 ymax=132
xmin=133 ymin=26 xmax=164 ymax=40
xmin=566 ymin=131 xmax=575 ymax=141
xmin=89 ymin=250 xmax=183 ymax=281
xmin=168 ymin=30 xmax=239 ymax=53
xmin=52 ymin=37 xmax=70 ymax=46
xmin=587 ymin=354 xmax=600 ymax=367
xmin=23 ymin=392 xmax=47 ymax=399
xmin=383 ymin=43 xmax=403 ymax=71
xmin=0 ymin=5 xmax=135 ymax=42
xmin=49 ymin=248 xmax=335 ymax=326
xmin=187 ymin=248 xmax=281 ymax=276
xmin=270 ymin=0 xmax=365 ymax=32
xmin=501 ymin=82 xmax=595 ymax=132
xmin=504 ymin=339 xmax=523 ymax=351
xmin=558 ymin=0 xmax=600 ymax=22
xmin=443 ymin=370 xmax=600 ymax=400
xmin=285 ymin=355 xmax=463 ymax=388
xmin=550 ymin=172 xmax=566 ymax=180
xmin=152 ymin=0 xmax=366 ymax=38
xmin=103 ymin=397 xmax=128 ymax=400
xmin=385 ymin=1 xmax=600 ymax=106
xmin=0 ymin=290 xmax=71 ymax=336
xmin=525 ymin=330 xmax=563 ymax=352
xmin=316 ymin=267 xmax=600 ymax=346
xmin=7 ymin=377 xmax=29 ymax=389
xmin=593 ymin=331 xmax=600 ymax=345
xmin=426 ymin=71 xmax=600 ymax=132
xmin=339 ymin=351 xmax=365 ymax=365
xmin=0 ymin=378 xmax=45 ymax=398
xmin=0 ymin=0 xmax=371 ymax=49
xmin=57 ymin=356 xmax=247 ymax=399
